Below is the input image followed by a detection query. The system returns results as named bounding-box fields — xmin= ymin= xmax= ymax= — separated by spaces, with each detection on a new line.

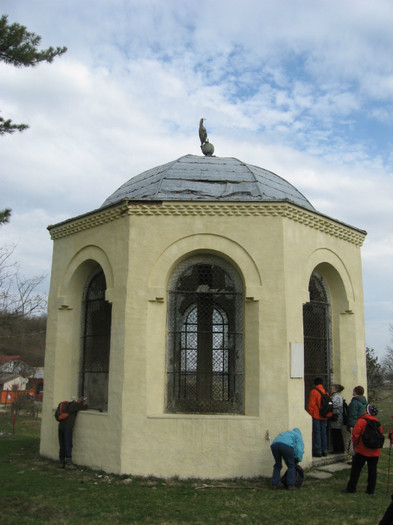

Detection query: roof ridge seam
xmin=240 ymin=158 xmax=263 ymax=197
xmin=154 ymin=155 xmax=186 ymax=198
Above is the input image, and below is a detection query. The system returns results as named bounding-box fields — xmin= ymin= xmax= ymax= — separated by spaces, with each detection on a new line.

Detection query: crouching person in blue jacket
xmin=271 ymin=428 xmax=304 ymax=490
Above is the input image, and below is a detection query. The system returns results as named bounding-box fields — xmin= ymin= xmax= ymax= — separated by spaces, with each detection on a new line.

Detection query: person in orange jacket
xmin=343 ymin=404 xmax=384 ymax=494
xmin=307 ymin=377 xmax=329 ymax=457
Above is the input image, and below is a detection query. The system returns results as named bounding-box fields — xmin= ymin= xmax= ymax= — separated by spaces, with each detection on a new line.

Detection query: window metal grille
xmin=166 ymin=256 xmax=244 ymax=414
xmin=81 ymin=270 xmax=111 ymax=411
xmin=303 ymin=271 xmax=332 ymax=406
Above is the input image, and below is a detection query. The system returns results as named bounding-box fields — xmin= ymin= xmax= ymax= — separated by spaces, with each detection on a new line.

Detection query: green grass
xmin=1 ymin=411 xmax=393 ymax=524
xmin=370 ymin=386 xmax=393 ymax=434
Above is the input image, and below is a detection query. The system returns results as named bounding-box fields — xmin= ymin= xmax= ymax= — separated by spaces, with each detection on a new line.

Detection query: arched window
xmin=166 ymin=255 xmax=244 ymax=414
xmin=80 ymin=269 xmax=111 ymax=411
xmin=303 ymin=270 xmax=332 ymax=405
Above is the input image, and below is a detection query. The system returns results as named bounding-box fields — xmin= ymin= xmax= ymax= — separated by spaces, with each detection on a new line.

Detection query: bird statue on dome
xmin=198 ymin=118 xmax=214 ymax=156
xmin=199 ymin=118 xmax=207 ymax=145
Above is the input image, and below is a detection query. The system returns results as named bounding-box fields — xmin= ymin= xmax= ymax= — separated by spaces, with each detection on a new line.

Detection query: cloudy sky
xmin=1 ymin=0 xmax=392 ymax=358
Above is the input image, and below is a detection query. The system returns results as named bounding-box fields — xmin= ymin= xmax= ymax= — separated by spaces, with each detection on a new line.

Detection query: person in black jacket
xmin=58 ymin=397 xmax=88 ymax=469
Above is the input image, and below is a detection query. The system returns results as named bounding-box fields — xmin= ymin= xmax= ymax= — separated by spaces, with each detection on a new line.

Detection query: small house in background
xmin=40 ymin=130 xmax=367 ymax=479
xmin=0 ymin=356 xmax=44 ymax=403
xmin=26 ymin=368 xmax=44 ymax=402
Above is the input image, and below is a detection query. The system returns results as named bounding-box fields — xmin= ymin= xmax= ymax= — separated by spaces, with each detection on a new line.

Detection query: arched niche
xmin=58 ymin=245 xmax=114 ymax=309
xmin=303 ymin=248 xmax=354 ymax=313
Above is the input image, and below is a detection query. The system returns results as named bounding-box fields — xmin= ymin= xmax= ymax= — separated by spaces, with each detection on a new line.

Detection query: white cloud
xmin=1 ymin=0 xmax=392 ymax=359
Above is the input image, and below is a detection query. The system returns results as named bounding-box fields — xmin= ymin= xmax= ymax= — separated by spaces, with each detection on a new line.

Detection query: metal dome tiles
xmin=102 ymin=154 xmax=315 ymax=211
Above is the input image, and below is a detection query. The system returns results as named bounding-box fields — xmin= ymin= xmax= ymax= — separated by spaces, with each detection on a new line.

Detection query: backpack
xmin=342 ymin=399 xmax=349 ymax=426
xmin=314 ymin=387 xmax=333 ymax=418
xmin=361 ymin=418 xmax=385 ymax=449
xmin=55 ymin=401 xmax=70 ymax=421
xmin=281 ymin=464 xmax=304 ymax=489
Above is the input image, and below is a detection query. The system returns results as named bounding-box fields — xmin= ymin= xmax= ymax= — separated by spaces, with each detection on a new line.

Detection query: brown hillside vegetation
xmin=0 ymin=313 xmax=46 ymax=366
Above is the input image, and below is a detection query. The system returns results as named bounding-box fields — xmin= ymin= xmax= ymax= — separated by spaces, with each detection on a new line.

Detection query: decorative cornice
xmin=48 ymin=201 xmax=366 ymax=246
xmin=48 ymin=203 xmax=129 ymax=240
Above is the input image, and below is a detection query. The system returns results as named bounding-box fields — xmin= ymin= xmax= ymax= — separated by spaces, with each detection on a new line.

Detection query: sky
xmin=0 ymin=0 xmax=392 ymax=359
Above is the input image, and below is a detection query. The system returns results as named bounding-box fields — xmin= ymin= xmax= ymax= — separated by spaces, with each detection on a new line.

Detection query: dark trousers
xmin=347 ymin=452 xmax=379 ymax=494
xmin=271 ymin=443 xmax=296 ymax=487
xmin=331 ymin=428 xmax=345 ymax=453
xmin=58 ymin=426 xmax=73 ymax=464
xmin=312 ymin=418 xmax=327 ymax=456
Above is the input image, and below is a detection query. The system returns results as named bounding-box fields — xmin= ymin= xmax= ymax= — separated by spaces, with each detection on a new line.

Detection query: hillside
xmin=0 ymin=314 xmax=46 ymax=366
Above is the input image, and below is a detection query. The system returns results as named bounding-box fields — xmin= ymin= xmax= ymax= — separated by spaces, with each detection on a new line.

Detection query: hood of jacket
xmin=354 ymin=395 xmax=368 ymax=407
xmin=292 ymin=428 xmax=302 ymax=440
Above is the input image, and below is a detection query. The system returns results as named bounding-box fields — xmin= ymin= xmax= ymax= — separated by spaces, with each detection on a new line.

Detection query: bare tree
xmin=1 ymin=206 xmax=46 ymax=362
xmin=366 ymin=347 xmax=384 ymax=401
xmin=0 ymin=244 xmax=46 ymax=326
xmin=382 ymin=324 xmax=393 ymax=381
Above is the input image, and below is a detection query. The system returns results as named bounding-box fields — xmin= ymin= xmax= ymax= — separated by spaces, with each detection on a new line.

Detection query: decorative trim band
xmin=48 ymin=203 xmax=129 ymax=240
xmin=48 ymin=201 xmax=366 ymax=246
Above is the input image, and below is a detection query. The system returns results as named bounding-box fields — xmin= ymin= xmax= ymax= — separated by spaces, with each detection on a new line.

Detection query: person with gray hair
xmin=330 ymin=384 xmax=345 ymax=453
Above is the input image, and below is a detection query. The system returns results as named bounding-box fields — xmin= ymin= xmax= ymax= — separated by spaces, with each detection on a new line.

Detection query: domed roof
xmin=102 ymin=154 xmax=315 ymax=211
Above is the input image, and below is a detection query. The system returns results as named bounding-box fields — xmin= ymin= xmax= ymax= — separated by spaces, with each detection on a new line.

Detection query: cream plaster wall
xmin=40 ymin=217 xmax=129 ymax=473
xmin=40 ymin=202 xmax=366 ymax=479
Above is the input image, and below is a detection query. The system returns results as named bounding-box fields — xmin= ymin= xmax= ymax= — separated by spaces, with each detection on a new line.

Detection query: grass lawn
xmin=1 ymin=411 xmax=393 ymax=524
xmin=369 ymin=386 xmax=393 ymax=435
